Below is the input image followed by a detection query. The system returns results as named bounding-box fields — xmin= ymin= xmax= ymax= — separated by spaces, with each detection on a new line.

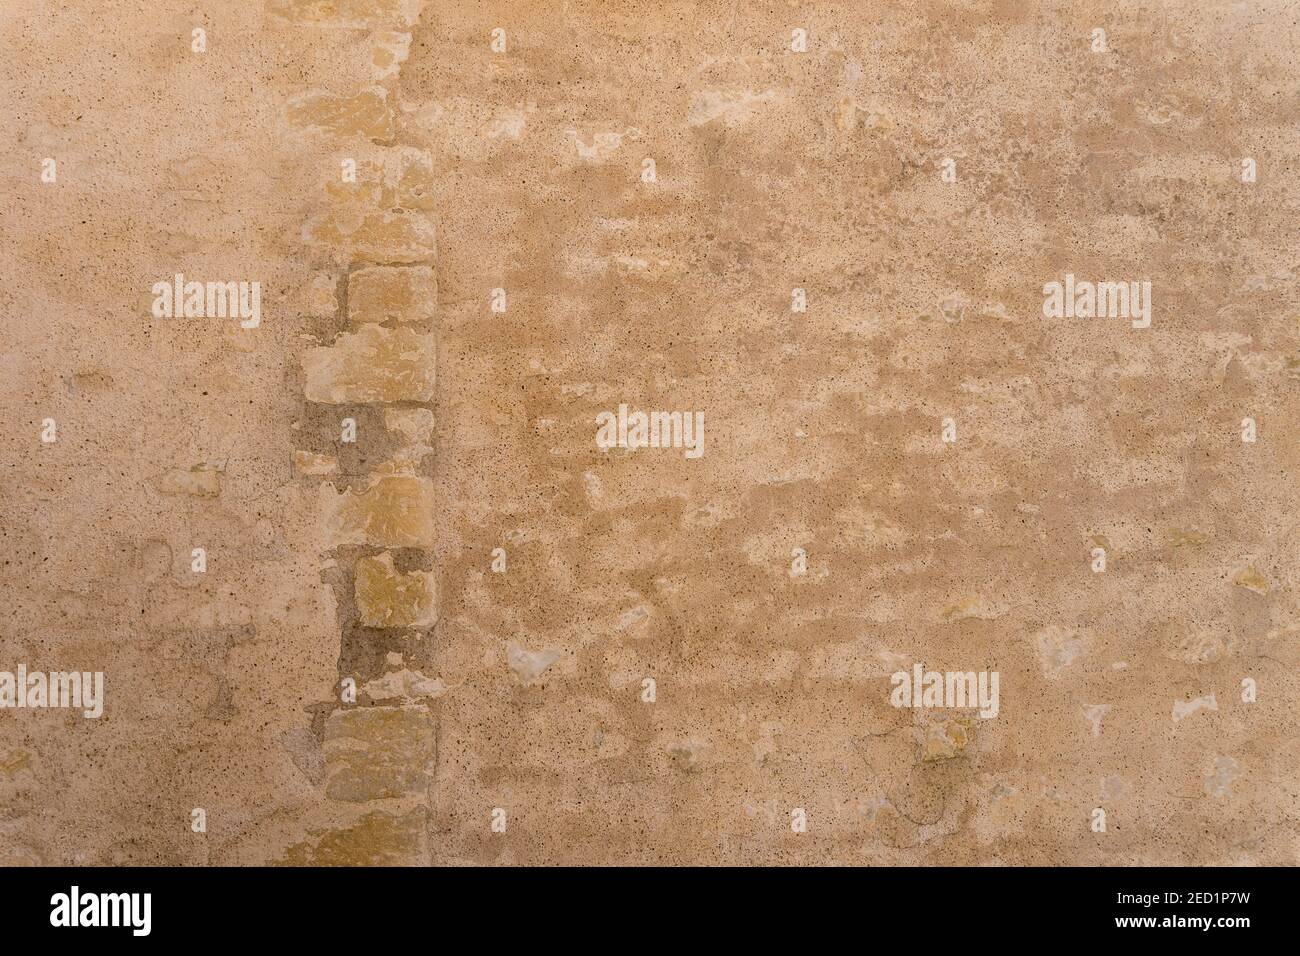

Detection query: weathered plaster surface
xmin=1 ymin=0 xmax=1297 ymax=865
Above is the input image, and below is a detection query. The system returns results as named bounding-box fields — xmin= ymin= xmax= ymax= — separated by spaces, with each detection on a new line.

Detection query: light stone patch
xmin=267 ymin=0 xmax=425 ymax=29
xmin=506 ymin=643 xmax=561 ymax=686
xmin=1082 ymin=704 xmax=1112 ymax=738
xmin=293 ymin=450 xmax=338 ymax=476
xmin=303 ymin=324 xmax=436 ymax=404
xmin=155 ymin=463 xmax=223 ymax=497
xmin=286 ymin=87 xmax=396 ymax=141
xmin=687 ymin=89 xmax=777 ymax=127
xmin=1172 ymin=694 xmax=1219 ymax=722
xmin=354 ymin=552 xmax=437 ymax=628
xmin=1032 ymin=626 xmax=1085 ymax=679
xmin=304 ymin=208 xmax=436 ymax=262
xmin=348 ymin=265 xmax=437 ymax=325
xmin=323 ymin=706 xmax=435 ymax=802
xmin=362 ymin=669 xmax=445 ymax=702
xmin=322 ymin=475 xmax=436 ymax=548
xmin=383 ymin=407 xmax=435 ymax=445
xmin=1232 ymin=565 xmax=1269 ymax=594
xmin=371 ymin=31 xmax=412 ymax=80
xmin=277 ymin=809 xmax=428 ymax=867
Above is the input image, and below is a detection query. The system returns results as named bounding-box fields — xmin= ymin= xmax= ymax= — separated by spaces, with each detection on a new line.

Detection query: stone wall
xmin=1 ymin=0 xmax=1297 ymax=865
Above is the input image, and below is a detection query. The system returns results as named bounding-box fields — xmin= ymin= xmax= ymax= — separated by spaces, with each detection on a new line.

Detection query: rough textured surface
xmin=1 ymin=0 xmax=1298 ymax=867
xmin=349 ymin=265 xmax=438 ymax=326
xmin=303 ymin=325 xmax=437 ymax=403
xmin=354 ymin=552 xmax=438 ymax=627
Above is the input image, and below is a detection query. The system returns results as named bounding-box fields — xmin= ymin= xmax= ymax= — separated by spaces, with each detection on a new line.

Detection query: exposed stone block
xmin=384 ymin=407 xmax=434 ymax=445
xmin=323 ymin=475 xmax=436 ymax=548
xmin=303 ymin=324 xmax=436 ymax=404
xmin=354 ymin=551 xmax=437 ymax=627
xmin=267 ymin=0 xmax=425 ymax=30
xmin=324 ymin=706 xmax=435 ymax=802
xmin=304 ymin=209 xmax=436 ymax=262
xmin=286 ymin=87 xmax=395 ymax=141
xmin=348 ymin=265 xmax=436 ymax=325
xmin=277 ymin=809 xmax=427 ymax=866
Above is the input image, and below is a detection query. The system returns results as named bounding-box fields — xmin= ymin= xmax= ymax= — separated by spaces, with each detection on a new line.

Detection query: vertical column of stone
xmin=276 ymin=0 xmax=439 ymax=865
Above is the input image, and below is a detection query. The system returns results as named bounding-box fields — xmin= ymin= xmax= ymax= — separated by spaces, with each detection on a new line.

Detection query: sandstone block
xmin=354 ymin=552 xmax=437 ymax=628
xmin=303 ymin=324 xmax=436 ymax=404
xmin=324 ymin=475 xmax=436 ymax=548
xmin=277 ymin=809 xmax=427 ymax=866
xmin=286 ymin=87 xmax=395 ymax=141
xmin=267 ymin=0 xmax=424 ymax=30
xmin=324 ymin=705 xmax=435 ymax=802
xmin=348 ymin=265 xmax=436 ymax=325
xmin=304 ymin=209 xmax=436 ymax=262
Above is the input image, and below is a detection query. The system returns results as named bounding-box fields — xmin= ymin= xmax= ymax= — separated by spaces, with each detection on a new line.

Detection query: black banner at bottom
xmin=0 ymin=866 xmax=1277 ymax=941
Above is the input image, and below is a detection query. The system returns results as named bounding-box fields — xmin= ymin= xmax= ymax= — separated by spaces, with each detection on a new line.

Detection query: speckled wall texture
xmin=1 ymin=0 xmax=1297 ymax=866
